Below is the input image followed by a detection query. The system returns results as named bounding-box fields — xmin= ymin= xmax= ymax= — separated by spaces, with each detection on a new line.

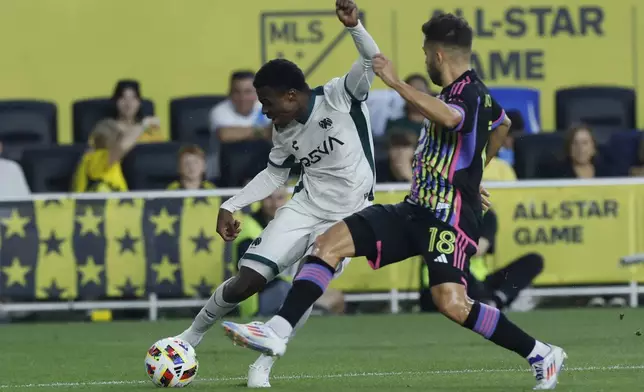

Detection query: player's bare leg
xmin=222 ymin=222 xmax=354 ymax=356
xmin=431 ymin=282 xmax=567 ymax=390
xmin=177 ymin=267 xmax=267 ymax=347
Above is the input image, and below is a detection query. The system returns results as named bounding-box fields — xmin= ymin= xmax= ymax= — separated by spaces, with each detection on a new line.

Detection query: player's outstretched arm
xmin=372 ymin=54 xmax=462 ymax=128
xmin=220 ymin=165 xmax=289 ymax=214
xmin=485 ymin=114 xmax=511 ymax=167
xmin=336 ymin=0 xmax=379 ymax=101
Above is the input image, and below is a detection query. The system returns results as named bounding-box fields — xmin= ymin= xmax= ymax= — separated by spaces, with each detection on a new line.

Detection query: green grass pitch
xmin=3 ymin=309 xmax=644 ymax=391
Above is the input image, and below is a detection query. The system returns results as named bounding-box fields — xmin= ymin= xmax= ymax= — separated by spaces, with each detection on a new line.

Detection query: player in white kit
xmin=175 ymin=0 xmax=378 ymax=387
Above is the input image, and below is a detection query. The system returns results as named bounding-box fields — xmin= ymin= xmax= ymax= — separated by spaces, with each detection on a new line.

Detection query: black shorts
xmin=344 ymin=202 xmax=477 ymax=287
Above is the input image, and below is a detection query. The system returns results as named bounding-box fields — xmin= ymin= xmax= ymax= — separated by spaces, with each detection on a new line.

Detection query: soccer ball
xmin=145 ymin=337 xmax=198 ymax=387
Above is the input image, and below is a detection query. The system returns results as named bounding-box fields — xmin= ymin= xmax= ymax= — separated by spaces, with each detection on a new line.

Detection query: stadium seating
xmin=169 ymin=95 xmax=226 ymax=148
xmin=219 ymin=140 xmax=272 ymax=187
xmin=20 ymin=144 xmax=86 ymax=193
xmin=0 ymin=100 xmax=57 ymax=161
xmin=555 ymin=87 xmax=636 ymax=131
xmin=72 ymin=98 xmax=155 ymax=143
xmin=121 ymin=142 xmax=183 ymax=190
xmin=513 ymin=132 xmax=564 ymax=179
xmin=488 ymin=87 xmax=540 ymax=133
xmin=604 ymin=130 xmax=642 ymax=176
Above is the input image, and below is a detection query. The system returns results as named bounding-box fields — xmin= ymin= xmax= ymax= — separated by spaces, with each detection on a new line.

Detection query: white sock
xmin=252 ymin=354 xmax=277 ymax=369
xmin=266 ymin=315 xmax=293 ymax=339
xmin=189 ymin=279 xmax=237 ymax=334
xmin=527 ymin=340 xmax=551 ymax=361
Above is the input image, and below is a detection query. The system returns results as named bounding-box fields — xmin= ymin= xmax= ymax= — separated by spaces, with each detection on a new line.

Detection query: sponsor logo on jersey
xmin=318 ymin=117 xmax=333 ymax=129
xmin=436 ymin=202 xmax=451 ymax=210
xmin=299 ymin=136 xmax=345 ymax=167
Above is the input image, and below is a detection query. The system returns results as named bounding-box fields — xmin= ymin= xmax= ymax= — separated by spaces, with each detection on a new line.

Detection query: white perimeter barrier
xmin=1 ymin=178 xmax=644 ymax=319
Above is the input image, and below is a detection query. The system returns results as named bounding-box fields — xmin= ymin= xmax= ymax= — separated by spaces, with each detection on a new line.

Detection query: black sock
xmin=277 ymin=255 xmax=335 ymax=327
xmin=463 ymin=301 xmax=536 ymax=358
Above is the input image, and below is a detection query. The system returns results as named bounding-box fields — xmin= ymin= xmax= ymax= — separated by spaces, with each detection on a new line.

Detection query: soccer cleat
xmin=175 ymin=329 xmax=204 ymax=348
xmin=247 ymin=364 xmax=272 ymax=388
xmin=222 ymin=320 xmax=287 ymax=357
xmin=531 ymin=345 xmax=567 ymax=390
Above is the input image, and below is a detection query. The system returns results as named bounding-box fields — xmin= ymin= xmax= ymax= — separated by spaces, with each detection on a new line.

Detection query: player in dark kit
xmin=222 ymin=13 xmax=567 ymax=390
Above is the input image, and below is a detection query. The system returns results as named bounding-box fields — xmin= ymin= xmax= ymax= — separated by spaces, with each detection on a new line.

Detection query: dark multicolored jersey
xmin=407 ymin=70 xmax=505 ymax=242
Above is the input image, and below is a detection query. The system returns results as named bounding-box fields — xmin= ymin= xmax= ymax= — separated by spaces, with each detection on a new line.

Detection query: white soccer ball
xmin=145 ymin=337 xmax=199 ymax=388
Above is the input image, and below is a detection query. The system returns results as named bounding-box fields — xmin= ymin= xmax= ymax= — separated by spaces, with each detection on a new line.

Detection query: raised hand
xmin=336 ymin=0 xmax=359 ymax=28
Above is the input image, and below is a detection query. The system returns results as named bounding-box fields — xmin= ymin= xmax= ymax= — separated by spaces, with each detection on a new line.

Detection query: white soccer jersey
xmin=268 ymin=76 xmax=375 ymax=221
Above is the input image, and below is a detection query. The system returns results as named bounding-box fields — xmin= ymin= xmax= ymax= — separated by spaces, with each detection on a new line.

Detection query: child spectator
xmin=167 ymin=145 xmax=216 ymax=190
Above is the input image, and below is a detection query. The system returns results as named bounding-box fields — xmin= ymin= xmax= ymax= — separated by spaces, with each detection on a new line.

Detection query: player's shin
xmin=268 ymin=256 xmax=335 ymax=338
xmin=463 ymin=301 xmax=550 ymax=361
xmin=179 ymin=278 xmax=237 ymax=346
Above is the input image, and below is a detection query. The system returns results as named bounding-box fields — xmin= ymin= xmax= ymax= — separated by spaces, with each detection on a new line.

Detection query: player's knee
xmin=223 ymin=267 xmax=267 ymax=303
xmin=311 ymin=233 xmax=342 ymax=268
xmin=432 ymin=284 xmax=471 ymax=325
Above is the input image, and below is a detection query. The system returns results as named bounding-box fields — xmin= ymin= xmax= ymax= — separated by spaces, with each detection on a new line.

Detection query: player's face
xmin=116 ymin=88 xmax=141 ymax=121
xmin=423 ymin=42 xmax=444 ymax=87
xmin=256 ymin=87 xmax=299 ymax=127
xmin=179 ymin=153 xmax=205 ymax=181
xmin=230 ymin=78 xmax=257 ymax=116
xmin=570 ymin=128 xmax=596 ymax=164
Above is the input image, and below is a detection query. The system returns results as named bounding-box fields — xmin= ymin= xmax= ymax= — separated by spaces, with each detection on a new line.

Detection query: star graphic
xmin=149 ymin=208 xmax=178 ymax=236
xmin=76 ymin=206 xmax=103 ymax=236
xmin=191 ymin=197 xmax=210 ymax=206
xmin=192 ymin=277 xmax=214 ymax=298
xmin=41 ymin=230 xmax=65 ymax=255
xmin=118 ymin=198 xmax=135 ymax=206
xmin=116 ymin=229 xmax=139 ymax=254
xmin=191 ymin=228 xmax=214 ymax=254
xmin=43 ymin=279 xmax=65 ymax=300
xmin=77 ymin=256 xmax=104 ymax=286
xmin=1 ymin=209 xmax=30 ymax=238
xmin=1 ymin=257 xmax=31 ymax=287
xmin=117 ymin=277 xmax=140 ymax=297
xmin=151 ymin=255 xmax=180 ymax=284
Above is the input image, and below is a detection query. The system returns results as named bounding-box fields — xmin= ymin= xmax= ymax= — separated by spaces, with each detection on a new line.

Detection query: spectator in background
xmin=384 ymin=74 xmax=432 ymax=138
xmin=629 ymin=135 xmax=644 ymax=176
xmin=376 ymin=132 xmax=416 ymax=183
xmin=541 ymin=123 xmax=612 ymax=179
xmin=0 ymin=141 xmax=30 ymax=198
xmin=483 ymin=157 xmax=517 ymax=182
xmin=72 ymin=117 xmax=159 ymax=192
xmin=496 ymin=109 xmax=525 ymax=167
xmin=167 ymin=145 xmax=216 ymax=190
xmin=111 ymin=80 xmax=163 ymax=143
xmin=207 ymin=71 xmax=272 ymax=180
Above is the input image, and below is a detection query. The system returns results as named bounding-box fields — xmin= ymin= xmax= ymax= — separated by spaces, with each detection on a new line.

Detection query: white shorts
xmin=239 ymin=201 xmax=350 ymax=281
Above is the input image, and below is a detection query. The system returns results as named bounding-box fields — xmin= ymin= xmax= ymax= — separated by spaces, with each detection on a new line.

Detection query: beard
xmin=428 ymin=65 xmax=443 ymax=87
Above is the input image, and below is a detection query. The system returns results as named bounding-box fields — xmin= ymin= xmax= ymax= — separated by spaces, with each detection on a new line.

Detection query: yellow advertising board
xmin=0 ymin=0 xmax=642 ymax=143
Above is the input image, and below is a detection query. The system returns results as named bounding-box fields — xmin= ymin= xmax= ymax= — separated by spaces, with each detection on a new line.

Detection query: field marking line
xmin=3 ymin=364 xmax=643 ymax=389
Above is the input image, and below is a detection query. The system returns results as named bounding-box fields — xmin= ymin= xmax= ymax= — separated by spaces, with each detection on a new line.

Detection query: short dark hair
xmin=404 ymin=73 xmax=429 ymax=89
xmin=422 ymin=13 xmax=473 ymax=50
xmin=253 ymin=59 xmax=308 ymax=92
xmin=230 ymin=70 xmax=255 ymax=84
xmin=506 ymin=109 xmax=525 ymax=132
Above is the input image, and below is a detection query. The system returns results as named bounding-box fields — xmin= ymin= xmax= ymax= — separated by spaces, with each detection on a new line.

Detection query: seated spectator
xmin=167 ymin=145 xmax=216 ymax=190
xmin=541 ymin=123 xmax=612 ymax=179
xmin=376 ymin=132 xmax=416 ymax=183
xmin=629 ymin=135 xmax=644 ymax=176
xmin=0 ymin=141 xmax=30 ymax=198
xmin=72 ymin=117 xmax=158 ymax=192
xmin=483 ymin=157 xmax=517 ymax=182
xmin=496 ymin=109 xmax=525 ymax=166
xmin=207 ymin=71 xmax=272 ymax=179
xmin=111 ymin=80 xmax=163 ymax=143
xmin=384 ymin=74 xmax=431 ymax=138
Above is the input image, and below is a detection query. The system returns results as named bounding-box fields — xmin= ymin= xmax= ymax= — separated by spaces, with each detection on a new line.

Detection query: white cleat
xmin=222 ymin=320 xmax=287 ymax=357
xmin=247 ymin=364 xmax=272 ymax=388
xmin=175 ymin=329 xmax=204 ymax=348
xmin=531 ymin=346 xmax=568 ymax=390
